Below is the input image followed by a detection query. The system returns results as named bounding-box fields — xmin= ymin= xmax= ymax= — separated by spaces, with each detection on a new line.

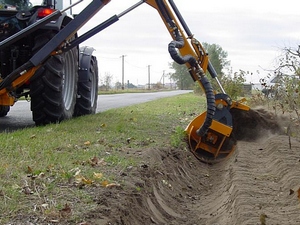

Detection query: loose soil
xmin=80 ymin=108 xmax=300 ymax=225
xmin=10 ymin=108 xmax=300 ymax=225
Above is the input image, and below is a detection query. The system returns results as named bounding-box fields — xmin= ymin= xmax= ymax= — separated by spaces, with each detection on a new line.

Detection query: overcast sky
xmin=70 ymin=0 xmax=300 ymax=86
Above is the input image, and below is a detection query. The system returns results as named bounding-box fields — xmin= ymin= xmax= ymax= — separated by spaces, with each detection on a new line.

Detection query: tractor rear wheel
xmin=30 ymin=33 xmax=78 ymax=125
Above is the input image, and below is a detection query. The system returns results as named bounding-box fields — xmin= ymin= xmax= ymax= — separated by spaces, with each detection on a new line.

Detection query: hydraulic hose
xmin=168 ymin=34 xmax=197 ymax=66
xmin=196 ymin=76 xmax=215 ymax=136
xmin=168 ymin=33 xmax=215 ymax=136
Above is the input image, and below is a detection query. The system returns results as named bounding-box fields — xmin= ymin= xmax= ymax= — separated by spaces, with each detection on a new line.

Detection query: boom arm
xmin=145 ymin=0 xmax=216 ymax=136
xmin=146 ymin=0 xmax=208 ymax=77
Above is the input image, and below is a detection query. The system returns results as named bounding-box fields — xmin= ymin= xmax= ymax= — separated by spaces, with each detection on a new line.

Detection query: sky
xmin=65 ymin=0 xmax=300 ymax=86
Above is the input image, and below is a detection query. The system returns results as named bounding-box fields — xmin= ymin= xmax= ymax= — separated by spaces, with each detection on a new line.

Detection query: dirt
xmin=231 ymin=107 xmax=285 ymax=140
xmin=77 ymin=109 xmax=300 ymax=225
xmin=9 ymin=108 xmax=297 ymax=225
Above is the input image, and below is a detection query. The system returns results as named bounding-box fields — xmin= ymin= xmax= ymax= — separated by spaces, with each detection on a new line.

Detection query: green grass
xmin=0 ymin=92 xmax=205 ymax=223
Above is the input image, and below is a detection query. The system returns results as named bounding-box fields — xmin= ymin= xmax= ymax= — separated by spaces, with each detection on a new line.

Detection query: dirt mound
xmin=84 ymin=147 xmax=209 ymax=225
xmin=82 ymin=133 xmax=300 ymax=225
xmin=231 ymin=108 xmax=284 ymax=141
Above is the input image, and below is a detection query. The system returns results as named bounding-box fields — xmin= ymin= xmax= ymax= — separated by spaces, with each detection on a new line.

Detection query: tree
xmin=153 ymin=82 xmax=164 ymax=90
xmin=275 ymin=45 xmax=300 ymax=76
xmin=169 ymin=62 xmax=194 ymax=90
xmin=221 ymin=70 xmax=246 ymax=99
xmin=100 ymin=72 xmax=113 ymax=91
xmin=202 ymin=42 xmax=230 ymax=76
xmin=115 ymin=81 xmax=122 ymax=90
xmin=264 ymin=45 xmax=300 ymax=113
xmin=169 ymin=42 xmax=230 ymax=90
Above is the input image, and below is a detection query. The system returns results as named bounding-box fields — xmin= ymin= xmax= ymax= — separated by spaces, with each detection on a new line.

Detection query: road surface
xmin=0 ymin=90 xmax=191 ymax=132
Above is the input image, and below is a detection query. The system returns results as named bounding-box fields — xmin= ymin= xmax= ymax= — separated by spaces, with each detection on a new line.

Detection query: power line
xmin=124 ymin=59 xmax=147 ymax=70
xmin=97 ymin=56 xmax=120 ymax=61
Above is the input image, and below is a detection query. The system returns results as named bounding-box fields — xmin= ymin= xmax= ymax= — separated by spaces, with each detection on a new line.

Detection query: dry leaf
xmin=27 ymin=166 xmax=33 ymax=174
xmin=297 ymin=187 xmax=300 ymax=200
xmin=84 ymin=141 xmax=91 ymax=146
xmin=23 ymin=186 xmax=33 ymax=195
xmin=12 ymin=184 xmax=20 ymax=189
xmin=38 ymin=172 xmax=45 ymax=178
xmin=91 ymin=156 xmax=99 ymax=163
xmin=129 ymin=117 xmax=137 ymax=122
xmin=90 ymin=156 xmax=99 ymax=167
xmin=93 ymin=172 xmax=103 ymax=179
xmin=59 ymin=203 xmax=72 ymax=218
xmin=82 ymin=177 xmax=93 ymax=185
xmin=89 ymin=157 xmax=106 ymax=167
xmin=46 ymin=164 xmax=54 ymax=172
xmin=41 ymin=203 xmax=49 ymax=209
xmin=74 ymin=169 xmax=81 ymax=176
xmin=101 ymin=180 xmax=120 ymax=188
xmin=99 ymin=158 xmax=106 ymax=166
xmin=101 ymin=180 xmax=109 ymax=187
xmin=106 ymin=183 xmax=121 ymax=189
xmin=75 ymin=174 xmax=93 ymax=185
xmin=75 ymin=175 xmax=84 ymax=184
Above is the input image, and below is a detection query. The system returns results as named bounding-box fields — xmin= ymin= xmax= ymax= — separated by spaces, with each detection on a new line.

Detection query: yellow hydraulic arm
xmin=145 ymin=0 xmax=209 ymax=78
xmin=145 ymin=0 xmax=216 ymax=136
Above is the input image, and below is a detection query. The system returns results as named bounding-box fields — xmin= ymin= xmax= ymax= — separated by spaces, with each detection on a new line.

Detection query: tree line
xmin=169 ymin=42 xmax=247 ymax=99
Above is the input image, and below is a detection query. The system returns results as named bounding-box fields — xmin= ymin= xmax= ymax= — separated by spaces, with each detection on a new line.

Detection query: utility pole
xmin=162 ymin=70 xmax=165 ymax=88
xmin=148 ymin=65 xmax=151 ymax=90
xmin=121 ymin=55 xmax=126 ymax=90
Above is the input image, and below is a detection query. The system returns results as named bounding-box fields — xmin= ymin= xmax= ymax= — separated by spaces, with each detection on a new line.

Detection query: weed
xmin=170 ymin=126 xmax=187 ymax=148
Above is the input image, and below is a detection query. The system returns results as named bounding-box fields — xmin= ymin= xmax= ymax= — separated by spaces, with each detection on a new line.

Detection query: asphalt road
xmin=0 ymin=90 xmax=191 ymax=132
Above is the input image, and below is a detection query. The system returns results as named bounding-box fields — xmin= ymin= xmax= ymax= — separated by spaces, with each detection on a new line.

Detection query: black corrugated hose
xmin=168 ymin=33 xmax=215 ymax=136
xmin=195 ymin=76 xmax=215 ymax=136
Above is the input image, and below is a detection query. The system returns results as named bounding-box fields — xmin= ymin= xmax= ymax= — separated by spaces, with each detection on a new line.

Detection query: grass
xmin=0 ymin=92 xmax=206 ymax=223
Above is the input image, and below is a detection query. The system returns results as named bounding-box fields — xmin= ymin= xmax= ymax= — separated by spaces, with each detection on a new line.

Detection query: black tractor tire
xmin=0 ymin=105 xmax=10 ymax=117
xmin=74 ymin=53 xmax=98 ymax=116
xmin=30 ymin=32 xmax=78 ymax=125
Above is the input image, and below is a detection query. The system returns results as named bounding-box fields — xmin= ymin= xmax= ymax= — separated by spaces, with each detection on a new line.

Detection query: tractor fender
xmin=78 ymin=46 xmax=96 ymax=82
xmin=42 ymin=12 xmax=73 ymax=31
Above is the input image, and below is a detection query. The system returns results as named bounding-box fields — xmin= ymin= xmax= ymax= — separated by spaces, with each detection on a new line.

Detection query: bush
xmin=193 ymin=70 xmax=246 ymax=100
